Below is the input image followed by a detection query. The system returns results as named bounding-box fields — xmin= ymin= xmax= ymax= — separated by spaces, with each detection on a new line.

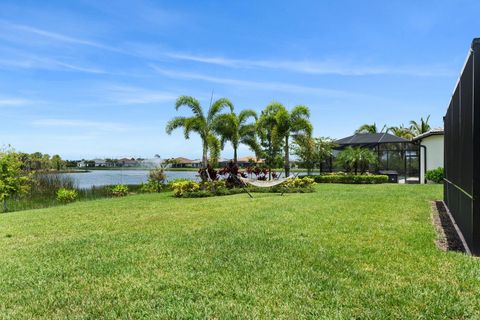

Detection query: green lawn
xmin=1 ymin=184 xmax=479 ymax=319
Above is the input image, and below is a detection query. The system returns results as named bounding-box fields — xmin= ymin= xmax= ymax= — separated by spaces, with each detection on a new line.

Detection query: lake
xmin=64 ymin=170 xmax=199 ymax=189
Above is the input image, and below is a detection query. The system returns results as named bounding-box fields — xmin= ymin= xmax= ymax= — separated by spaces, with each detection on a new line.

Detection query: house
xmin=118 ymin=158 xmax=140 ymax=167
xmin=335 ymin=133 xmax=421 ymax=183
xmin=77 ymin=160 xmax=87 ymax=168
xmin=93 ymin=159 xmax=107 ymax=167
xmin=412 ymin=129 xmax=444 ymax=184
xmin=237 ymin=156 xmax=263 ymax=167
xmin=169 ymin=157 xmax=195 ymax=168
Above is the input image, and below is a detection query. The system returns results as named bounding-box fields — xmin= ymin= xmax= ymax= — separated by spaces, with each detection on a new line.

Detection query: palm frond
xmin=175 ymin=96 xmax=204 ymax=119
xmin=208 ymin=98 xmax=234 ymax=122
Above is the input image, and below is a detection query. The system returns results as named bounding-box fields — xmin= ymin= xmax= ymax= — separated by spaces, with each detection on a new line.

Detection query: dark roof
xmin=336 ymin=133 xmax=409 ymax=145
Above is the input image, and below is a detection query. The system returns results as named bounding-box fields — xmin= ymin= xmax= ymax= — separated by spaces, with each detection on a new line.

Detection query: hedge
xmin=303 ymin=174 xmax=388 ymax=184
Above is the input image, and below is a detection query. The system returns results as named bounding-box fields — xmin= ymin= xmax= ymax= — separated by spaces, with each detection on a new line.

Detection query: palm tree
xmin=257 ymin=103 xmax=284 ymax=179
xmin=336 ymin=147 xmax=377 ymax=175
xmin=166 ymin=96 xmax=233 ymax=167
xmin=409 ymin=115 xmax=431 ymax=137
xmin=275 ymin=103 xmax=313 ymax=177
xmin=388 ymin=124 xmax=414 ymax=140
xmin=213 ymin=109 xmax=259 ymax=163
xmin=355 ymin=123 xmax=387 ymax=134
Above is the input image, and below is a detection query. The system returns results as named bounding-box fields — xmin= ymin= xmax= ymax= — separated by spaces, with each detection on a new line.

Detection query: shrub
xmin=56 ymin=188 xmax=78 ymax=204
xmin=426 ymin=167 xmax=444 ymax=183
xmin=140 ymin=181 xmax=163 ymax=193
xmin=172 ymin=180 xmax=200 ymax=197
xmin=111 ymin=184 xmax=129 ymax=197
xmin=200 ymin=180 xmax=227 ymax=193
xmin=283 ymin=177 xmax=315 ymax=189
xmin=305 ymin=173 xmax=388 ymax=184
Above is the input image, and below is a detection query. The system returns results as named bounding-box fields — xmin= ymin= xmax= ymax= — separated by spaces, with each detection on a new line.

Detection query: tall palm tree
xmin=275 ymin=103 xmax=313 ymax=177
xmin=213 ymin=109 xmax=259 ymax=163
xmin=257 ymin=103 xmax=284 ymax=179
xmin=165 ymin=96 xmax=233 ymax=167
xmin=355 ymin=123 xmax=387 ymax=134
xmin=388 ymin=124 xmax=414 ymax=140
xmin=409 ymin=115 xmax=431 ymax=137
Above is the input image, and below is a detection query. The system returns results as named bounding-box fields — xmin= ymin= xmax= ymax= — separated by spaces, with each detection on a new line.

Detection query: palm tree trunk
xmin=233 ymin=146 xmax=238 ymax=164
xmin=202 ymin=141 xmax=208 ymax=168
xmin=284 ymin=136 xmax=290 ymax=177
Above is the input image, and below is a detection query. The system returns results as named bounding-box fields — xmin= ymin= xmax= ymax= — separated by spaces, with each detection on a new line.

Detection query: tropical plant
xmin=275 ymin=103 xmax=313 ymax=177
xmin=111 ymin=184 xmax=129 ymax=197
xmin=293 ymin=136 xmax=336 ymax=174
xmin=336 ymin=147 xmax=377 ymax=175
xmin=425 ymin=167 xmax=444 ymax=183
xmin=56 ymin=188 xmax=78 ymax=204
xmin=410 ymin=115 xmax=431 ymax=137
xmin=213 ymin=109 xmax=259 ymax=163
xmin=0 ymin=151 xmax=31 ymax=212
xmin=355 ymin=123 xmax=387 ymax=134
xmin=292 ymin=136 xmax=316 ymax=174
xmin=166 ymin=96 xmax=233 ymax=168
xmin=171 ymin=180 xmax=200 ymax=197
xmin=314 ymin=137 xmax=336 ymax=173
xmin=256 ymin=103 xmax=284 ymax=179
xmin=388 ymin=124 xmax=414 ymax=140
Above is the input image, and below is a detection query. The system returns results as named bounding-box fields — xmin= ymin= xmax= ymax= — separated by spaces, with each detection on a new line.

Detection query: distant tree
xmin=292 ymin=136 xmax=316 ymax=174
xmin=51 ymin=154 xmax=64 ymax=171
xmin=293 ymin=136 xmax=336 ymax=174
xmin=213 ymin=109 xmax=259 ymax=164
xmin=315 ymin=137 xmax=336 ymax=173
xmin=410 ymin=115 xmax=431 ymax=137
xmin=0 ymin=151 xmax=30 ymax=212
xmin=389 ymin=124 xmax=414 ymax=140
xmin=336 ymin=147 xmax=377 ymax=175
xmin=355 ymin=123 xmax=387 ymax=134
xmin=166 ymin=96 xmax=233 ymax=168
xmin=275 ymin=103 xmax=313 ymax=177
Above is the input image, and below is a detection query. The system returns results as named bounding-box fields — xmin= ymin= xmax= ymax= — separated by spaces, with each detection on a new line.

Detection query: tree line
xmin=355 ymin=115 xmax=432 ymax=139
xmin=166 ymin=96 xmax=312 ymax=177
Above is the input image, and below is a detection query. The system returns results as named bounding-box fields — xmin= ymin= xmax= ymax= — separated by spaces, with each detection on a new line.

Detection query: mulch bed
xmin=431 ymin=201 xmax=466 ymax=253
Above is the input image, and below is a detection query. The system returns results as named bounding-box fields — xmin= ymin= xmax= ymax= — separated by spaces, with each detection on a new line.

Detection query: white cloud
xmin=0 ymin=98 xmax=33 ymax=106
xmin=31 ymin=119 xmax=131 ymax=132
xmin=162 ymin=52 xmax=454 ymax=77
xmin=101 ymin=85 xmax=177 ymax=105
xmin=150 ymin=65 xmax=357 ymax=97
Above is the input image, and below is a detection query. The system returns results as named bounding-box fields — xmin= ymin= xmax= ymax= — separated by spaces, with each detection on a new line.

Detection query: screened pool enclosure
xmin=333 ymin=133 xmax=421 ymax=183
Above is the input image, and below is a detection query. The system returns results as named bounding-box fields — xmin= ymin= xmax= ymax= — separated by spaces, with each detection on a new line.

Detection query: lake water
xmin=64 ymin=170 xmax=199 ymax=189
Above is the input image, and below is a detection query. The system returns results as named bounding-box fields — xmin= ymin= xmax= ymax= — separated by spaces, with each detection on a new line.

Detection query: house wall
xmin=420 ymin=135 xmax=444 ymax=183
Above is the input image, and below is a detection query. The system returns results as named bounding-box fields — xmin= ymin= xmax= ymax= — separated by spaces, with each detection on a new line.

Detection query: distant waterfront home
xmin=170 ymin=157 xmax=202 ymax=168
xmin=237 ymin=156 xmax=264 ymax=167
xmin=93 ymin=159 xmax=107 ymax=167
xmin=412 ymin=129 xmax=444 ymax=184
xmin=118 ymin=158 xmax=140 ymax=167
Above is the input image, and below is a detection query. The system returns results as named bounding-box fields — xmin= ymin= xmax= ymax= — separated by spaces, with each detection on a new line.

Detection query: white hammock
xmin=239 ymin=175 xmax=293 ymax=188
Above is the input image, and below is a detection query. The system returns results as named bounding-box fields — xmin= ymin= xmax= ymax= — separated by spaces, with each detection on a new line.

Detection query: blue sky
xmin=0 ymin=0 xmax=479 ymax=160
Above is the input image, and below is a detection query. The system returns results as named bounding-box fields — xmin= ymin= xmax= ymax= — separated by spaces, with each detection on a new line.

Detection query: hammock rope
xmin=238 ymin=175 xmax=294 ymax=188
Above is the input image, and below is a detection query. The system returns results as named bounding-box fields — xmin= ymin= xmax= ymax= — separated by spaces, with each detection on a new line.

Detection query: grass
xmin=1 ymin=184 xmax=479 ymax=318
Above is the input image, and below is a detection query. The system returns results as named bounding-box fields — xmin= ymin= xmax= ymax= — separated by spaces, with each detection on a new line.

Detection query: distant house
xmin=237 ymin=156 xmax=263 ymax=167
xmin=77 ymin=160 xmax=87 ymax=168
xmin=93 ymin=159 xmax=107 ymax=167
xmin=218 ymin=158 xmax=231 ymax=167
xmin=169 ymin=157 xmax=195 ymax=168
xmin=119 ymin=158 xmax=140 ymax=167
xmin=412 ymin=129 xmax=444 ymax=184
